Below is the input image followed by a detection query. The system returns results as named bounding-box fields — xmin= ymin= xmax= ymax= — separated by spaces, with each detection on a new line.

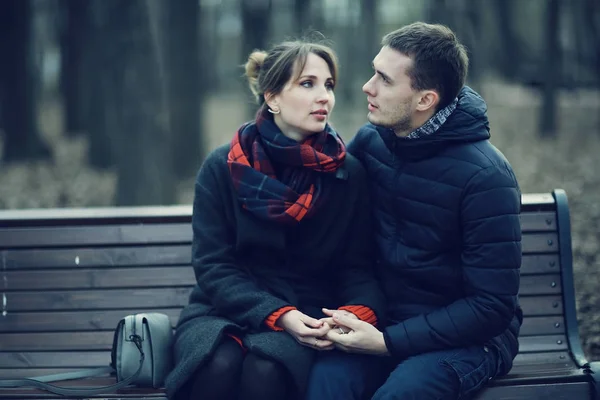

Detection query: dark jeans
xmin=306 ymin=345 xmax=500 ymax=400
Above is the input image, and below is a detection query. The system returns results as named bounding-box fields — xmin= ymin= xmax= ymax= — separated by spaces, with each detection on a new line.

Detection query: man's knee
xmin=373 ymin=346 xmax=495 ymax=400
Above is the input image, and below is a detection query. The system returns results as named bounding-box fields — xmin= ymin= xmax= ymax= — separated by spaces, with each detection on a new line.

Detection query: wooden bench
xmin=0 ymin=189 xmax=598 ymax=400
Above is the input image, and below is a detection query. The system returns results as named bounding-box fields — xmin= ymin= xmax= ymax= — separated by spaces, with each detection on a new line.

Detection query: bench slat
xmin=519 ymin=274 xmax=562 ymax=295
xmin=513 ymin=351 xmax=574 ymax=367
xmin=1 ymin=250 xmax=563 ymax=278
xmin=0 ymin=368 xmax=105 ymax=380
xmin=519 ymin=295 xmax=563 ymax=316
xmin=3 ymin=247 xmax=560 ymax=273
xmin=0 ymin=309 xmax=180 ymax=333
xmin=520 ymin=212 xmax=556 ymax=232
xmin=0 ymin=226 xmax=557 ymax=253
xmin=0 ymin=224 xmax=191 ymax=248
xmin=4 ymin=271 xmax=562 ymax=299
xmin=517 ymin=335 xmax=568 ymax=352
xmin=2 ymin=246 xmax=191 ymax=270
xmin=4 ymin=267 xmax=195 ymax=291
xmin=520 ymin=254 xmax=560 ymax=275
xmin=475 ymin=382 xmax=591 ymax=400
xmin=0 ymin=352 xmax=108 ymax=368
xmin=521 ymin=233 xmax=559 ymax=253
xmin=3 ymin=280 xmax=560 ymax=311
xmin=520 ymin=316 xmax=566 ymax=336
xmin=3 ymin=288 xmax=192 ymax=312
xmin=0 ymin=332 xmax=113 ymax=352
xmin=1 ymin=333 xmax=569 ymax=354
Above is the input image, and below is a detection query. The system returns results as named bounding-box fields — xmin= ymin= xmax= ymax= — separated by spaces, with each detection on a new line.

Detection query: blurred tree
xmin=571 ymin=0 xmax=600 ymax=86
xmin=427 ymin=0 xmax=483 ymax=91
xmin=339 ymin=2 xmax=359 ymax=103
xmin=59 ymin=0 xmax=89 ymax=136
xmin=166 ymin=0 xmax=204 ymax=178
xmin=86 ymin=0 xmax=116 ymax=169
xmin=294 ymin=0 xmax=311 ymax=35
xmin=89 ymin=0 xmax=175 ymax=205
xmin=241 ymin=0 xmax=272 ymax=117
xmin=540 ymin=0 xmax=560 ymax=137
xmin=360 ymin=0 xmax=378 ymax=78
xmin=0 ymin=0 xmax=51 ymax=163
xmin=493 ymin=0 xmax=520 ymax=81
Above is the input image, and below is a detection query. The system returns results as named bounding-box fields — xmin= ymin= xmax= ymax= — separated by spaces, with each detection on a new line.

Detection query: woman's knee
xmin=238 ymin=353 xmax=291 ymax=400
xmin=242 ymin=352 xmax=287 ymax=382
xmin=205 ymin=338 xmax=245 ymax=376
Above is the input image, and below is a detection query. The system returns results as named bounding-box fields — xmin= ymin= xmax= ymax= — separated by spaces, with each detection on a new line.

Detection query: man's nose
xmin=363 ymin=76 xmax=375 ymax=95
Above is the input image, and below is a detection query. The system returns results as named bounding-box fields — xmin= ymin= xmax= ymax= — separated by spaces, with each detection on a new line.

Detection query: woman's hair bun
xmin=245 ymin=50 xmax=268 ymax=98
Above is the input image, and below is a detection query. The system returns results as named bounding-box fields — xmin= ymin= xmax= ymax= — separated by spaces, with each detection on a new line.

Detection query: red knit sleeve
xmin=338 ymin=305 xmax=377 ymax=326
xmin=264 ymin=306 xmax=297 ymax=331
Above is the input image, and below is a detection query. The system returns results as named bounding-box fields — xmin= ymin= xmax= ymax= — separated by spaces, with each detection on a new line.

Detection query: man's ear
xmin=416 ymin=90 xmax=439 ymax=112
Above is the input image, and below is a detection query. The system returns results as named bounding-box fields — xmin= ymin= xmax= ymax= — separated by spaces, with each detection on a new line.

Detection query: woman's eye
xmin=301 ymin=81 xmax=313 ymax=88
xmin=326 ymin=82 xmax=335 ymax=90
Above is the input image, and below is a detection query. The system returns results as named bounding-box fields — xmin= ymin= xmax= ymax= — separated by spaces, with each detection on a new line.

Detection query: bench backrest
xmin=0 ymin=190 xmax=585 ymax=379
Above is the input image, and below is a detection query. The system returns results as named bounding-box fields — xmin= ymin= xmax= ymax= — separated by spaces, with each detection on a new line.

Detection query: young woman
xmin=165 ymin=39 xmax=385 ymax=400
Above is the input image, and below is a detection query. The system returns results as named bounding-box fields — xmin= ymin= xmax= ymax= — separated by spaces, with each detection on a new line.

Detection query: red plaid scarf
xmin=227 ymin=111 xmax=346 ymax=224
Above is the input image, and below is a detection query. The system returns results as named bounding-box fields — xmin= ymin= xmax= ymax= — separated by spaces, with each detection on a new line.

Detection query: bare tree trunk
xmin=241 ymin=0 xmax=272 ymax=118
xmin=98 ymin=0 xmax=175 ymax=205
xmin=0 ymin=0 xmax=51 ymax=163
xmin=294 ymin=0 xmax=311 ymax=35
xmin=540 ymin=0 xmax=560 ymax=137
xmin=86 ymin=0 xmax=115 ymax=169
xmin=493 ymin=0 xmax=520 ymax=81
xmin=59 ymin=0 xmax=89 ymax=136
xmin=361 ymin=0 xmax=378 ymax=74
xmin=166 ymin=0 xmax=203 ymax=178
xmin=462 ymin=0 xmax=484 ymax=92
xmin=427 ymin=0 xmax=448 ymax=24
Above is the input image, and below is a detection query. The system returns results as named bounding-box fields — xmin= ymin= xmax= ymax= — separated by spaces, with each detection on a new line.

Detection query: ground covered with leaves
xmin=1 ymin=81 xmax=600 ymax=360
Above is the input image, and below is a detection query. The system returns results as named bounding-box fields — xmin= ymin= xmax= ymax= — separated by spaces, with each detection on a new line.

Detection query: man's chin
xmin=367 ymin=114 xmax=392 ymax=128
xmin=367 ymin=113 xmax=380 ymax=125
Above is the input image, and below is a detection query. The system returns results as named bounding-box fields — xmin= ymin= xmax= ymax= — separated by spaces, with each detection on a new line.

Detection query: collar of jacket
xmin=377 ymin=86 xmax=491 ymax=162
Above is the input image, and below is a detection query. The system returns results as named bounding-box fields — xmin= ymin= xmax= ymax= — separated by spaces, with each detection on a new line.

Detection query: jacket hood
xmin=376 ymin=86 xmax=490 ymax=161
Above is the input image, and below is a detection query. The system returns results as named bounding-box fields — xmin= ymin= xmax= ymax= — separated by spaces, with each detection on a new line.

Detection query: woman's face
xmin=266 ymin=53 xmax=336 ymax=142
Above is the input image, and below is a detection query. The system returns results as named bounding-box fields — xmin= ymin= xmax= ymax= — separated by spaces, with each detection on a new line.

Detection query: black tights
xmin=181 ymin=338 xmax=290 ymax=400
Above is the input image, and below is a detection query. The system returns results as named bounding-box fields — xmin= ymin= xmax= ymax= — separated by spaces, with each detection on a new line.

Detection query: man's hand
xmin=320 ymin=308 xmax=357 ymax=333
xmin=323 ymin=311 xmax=389 ymax=356
xmin=277 ymin=309 xmax=334 ymax=350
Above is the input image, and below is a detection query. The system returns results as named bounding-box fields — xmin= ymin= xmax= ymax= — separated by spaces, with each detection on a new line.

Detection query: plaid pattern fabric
xmin=228 ymin=111 xmax=346 ymax=224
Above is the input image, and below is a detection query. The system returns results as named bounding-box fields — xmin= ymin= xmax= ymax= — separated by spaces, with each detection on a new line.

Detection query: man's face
xmin=362 ymin=46 xmax=419 ymax=135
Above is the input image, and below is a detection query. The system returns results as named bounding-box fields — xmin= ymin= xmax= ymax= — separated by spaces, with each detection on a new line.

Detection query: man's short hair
xmin=382 ymin=22 xmax=469 ymax=110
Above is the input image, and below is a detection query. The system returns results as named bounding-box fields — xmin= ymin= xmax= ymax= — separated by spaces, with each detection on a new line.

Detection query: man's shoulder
xmin=348 ymin=123 xmax=382 ymax=157
xmin=444 ymin=138 xmax=513 ymax=171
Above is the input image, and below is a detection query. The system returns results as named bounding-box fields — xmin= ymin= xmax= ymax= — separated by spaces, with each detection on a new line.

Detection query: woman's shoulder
xmin=195 ymin=144 xmax=230 ymax=182
xmin=204 ymin=144 xmax=230 ymax=165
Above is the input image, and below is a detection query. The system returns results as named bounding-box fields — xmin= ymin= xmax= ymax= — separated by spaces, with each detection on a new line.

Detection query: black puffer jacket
xmin=348 ymin=86 xmax=523 ymax=375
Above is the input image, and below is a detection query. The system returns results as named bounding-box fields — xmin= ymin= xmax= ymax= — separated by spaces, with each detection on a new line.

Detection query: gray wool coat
xmin=165 ymin=144 xmax=385 ymax=399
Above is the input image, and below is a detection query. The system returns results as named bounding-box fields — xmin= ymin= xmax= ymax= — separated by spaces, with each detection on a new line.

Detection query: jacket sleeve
xmin=335 ymin=163 xmax=386 ymax=324
xmin=191 ymin=157 xmax=292 ymax=331
xmin=384 ymin=165 xmax=521 ymax=358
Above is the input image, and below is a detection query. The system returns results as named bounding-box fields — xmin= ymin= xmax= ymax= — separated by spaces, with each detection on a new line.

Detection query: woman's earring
xmin=268 ymin=107 xmax=280 ymax=115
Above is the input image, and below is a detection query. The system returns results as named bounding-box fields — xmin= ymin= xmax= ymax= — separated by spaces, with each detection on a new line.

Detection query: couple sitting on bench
xmin=167 ymin=22 xmax=522 ymax=400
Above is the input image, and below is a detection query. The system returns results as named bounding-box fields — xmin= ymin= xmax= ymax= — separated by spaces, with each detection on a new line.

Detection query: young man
xmin=307 ymin=22 xmax=522 ymax=400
